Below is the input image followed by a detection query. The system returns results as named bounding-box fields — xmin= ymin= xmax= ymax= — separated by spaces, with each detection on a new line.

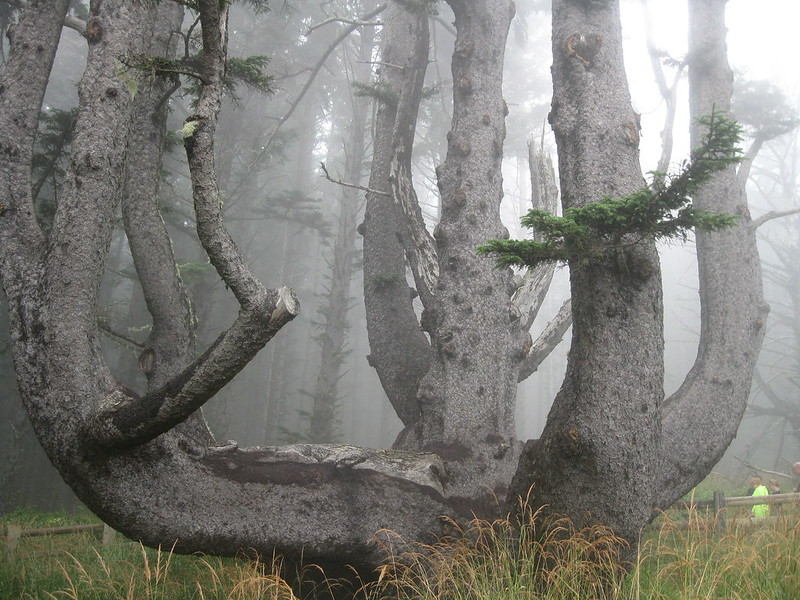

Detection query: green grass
xmin=2 ymin=501 xmax=799 ymax=600
xmin=0 ymin=515 xmax=298 ymax=600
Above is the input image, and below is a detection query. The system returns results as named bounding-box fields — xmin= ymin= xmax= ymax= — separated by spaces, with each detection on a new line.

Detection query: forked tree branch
xmin=90 ymin=0 xmax=299 ymax=449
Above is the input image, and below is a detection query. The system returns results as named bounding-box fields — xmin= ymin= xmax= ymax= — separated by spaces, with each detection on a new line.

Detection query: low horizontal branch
xmin=90 ymin=287 xmax=300 ymax=449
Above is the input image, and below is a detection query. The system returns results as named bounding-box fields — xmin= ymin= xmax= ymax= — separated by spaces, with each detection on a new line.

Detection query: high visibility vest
xmin=751 ymin=485 xmax=769 ymax=518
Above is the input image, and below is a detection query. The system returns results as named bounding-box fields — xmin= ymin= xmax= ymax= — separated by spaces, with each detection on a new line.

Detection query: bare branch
xmin=750 ymin=207 xmax=800 ymax=230
xmin=320 ymin=161 xmax=389 ymax=197
xmin=733 ymin=456 xmax=795 ymax=482
xmin=98 ymin=321 xmax=145 ymax=350
xmin=245 ymin=4 xmax=386 ymax=166
xmin=306 ymin=14 xmax=383 ymax=36
xmin=518 ymin=299 xmax=572 ymax=382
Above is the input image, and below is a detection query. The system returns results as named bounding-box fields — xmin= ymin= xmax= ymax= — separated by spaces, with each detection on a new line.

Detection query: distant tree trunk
xmin=266 ymin=101 xmax=318 ymax=443
xmin=309 ymin=25 xmax=375 ymax=443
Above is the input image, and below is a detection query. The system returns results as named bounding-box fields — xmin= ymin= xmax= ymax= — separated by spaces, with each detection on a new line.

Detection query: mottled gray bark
xmin=396 ymin=0 xmax=521 ymax=502
xmin=510 ymin=0 xmax=664 ymax=551
xmin=362 ymin=0 xmax=433 ymax=429
xmin=0 ymin=0 xmax=459 ymax=567
xmin=510 ymin=0 xmax=766 ymax=564
xmin=0 ymin=0 xmax=69 ymax=296
xmin=121 ymin=1 xmax=195 ymax=392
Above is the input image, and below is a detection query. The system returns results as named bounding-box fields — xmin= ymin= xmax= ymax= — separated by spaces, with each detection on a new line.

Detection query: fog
xmin=1 ymin=0 xmax=798 ymax=512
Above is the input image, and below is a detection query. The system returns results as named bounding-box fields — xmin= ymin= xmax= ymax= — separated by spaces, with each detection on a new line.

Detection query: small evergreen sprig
xmin=478 ymin=111 xmax=743 ymax=268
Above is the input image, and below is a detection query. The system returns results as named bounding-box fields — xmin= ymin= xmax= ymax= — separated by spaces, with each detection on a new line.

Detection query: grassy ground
xmin=2 ymin=501 xmax=798 ymax=600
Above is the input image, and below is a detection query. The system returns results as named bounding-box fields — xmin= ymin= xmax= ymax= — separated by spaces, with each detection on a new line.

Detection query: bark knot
xmin=566 ymin=33 xmax=603 ymax=67
xmin=86 ymin=18 xmax=103 ymax=44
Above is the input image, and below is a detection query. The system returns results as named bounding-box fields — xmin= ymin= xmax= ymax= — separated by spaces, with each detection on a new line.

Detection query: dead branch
xmin=320 ymin=162 xmax=389 ymax=197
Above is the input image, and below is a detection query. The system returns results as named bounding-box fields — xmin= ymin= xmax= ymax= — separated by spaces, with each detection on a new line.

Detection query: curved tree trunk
xmin=0 ymin=0 xmax=768 ymax=579
xmin=0 ymin=0 xmax=457 ymax=569
xmin=654 ymin=0 xmax=767 ymax=508
xmin=361 ymin=0 xmax=433 ymax=430
xmin=122 ymin=1 xmax=194 ymax=392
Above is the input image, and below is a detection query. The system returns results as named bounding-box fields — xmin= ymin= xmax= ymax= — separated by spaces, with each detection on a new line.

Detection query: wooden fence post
xmin=102 ymin=524 xmax=116 ymax=547
xmin=6 ymin=523 xmax=22 ymax=559
xmin=713 ymin=490 xmax=725 ymax=533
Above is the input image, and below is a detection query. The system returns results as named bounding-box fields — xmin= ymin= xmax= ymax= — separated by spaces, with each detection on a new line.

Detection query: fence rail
xmin=4 ymin=522 xmax=116 ymax=558
xmin=664 ymin=491 xmax=800 ymax=532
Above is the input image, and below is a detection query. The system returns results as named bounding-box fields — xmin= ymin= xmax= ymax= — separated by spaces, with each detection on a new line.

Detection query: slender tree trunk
xmin=654 ymin=0 xmax=767 ymax=507
xmin=309 ymin=26 xmax=375 ymax=443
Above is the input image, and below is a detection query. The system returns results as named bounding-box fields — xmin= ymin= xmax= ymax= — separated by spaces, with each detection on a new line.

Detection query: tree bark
xmin=510 ymin=0 xmax=664 ymax=551
xmin=362 ymin=0 xmax=433 ymax=429
xmin=654 ymin=0 xmax=767 ymax=509
xmin=0 ymin=0 xmax=462 ymax=567
xmin=394 ymin=0 xmax=521 ymax=503
xmin=121 ymin=1 xmax=195 ymax=392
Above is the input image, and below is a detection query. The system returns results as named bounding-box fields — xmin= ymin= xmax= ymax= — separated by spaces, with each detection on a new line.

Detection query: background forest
xmin=0 ymin=0 xmax=798 ymax=515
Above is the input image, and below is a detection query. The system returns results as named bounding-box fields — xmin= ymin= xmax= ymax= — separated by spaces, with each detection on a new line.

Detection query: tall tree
xmin=0 ymin=0 xmax=769 ymax=577
xmin=308 ymin=15 xmax=376 ymax=443
xmin=505 ymin=0 xmax=766 ymax=560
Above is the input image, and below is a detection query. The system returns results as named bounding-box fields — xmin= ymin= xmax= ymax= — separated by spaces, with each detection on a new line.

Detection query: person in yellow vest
xmin=749 ymin=476 xmax=769 ymax=518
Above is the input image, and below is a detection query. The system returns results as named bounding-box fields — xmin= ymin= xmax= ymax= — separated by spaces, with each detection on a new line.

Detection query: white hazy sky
xmin=618 ymin=0 xmax=800 ymax=172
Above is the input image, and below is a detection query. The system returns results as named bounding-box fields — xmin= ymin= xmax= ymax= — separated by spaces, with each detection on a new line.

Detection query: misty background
xmin=0 ymin=0 xmax=798 ymax=512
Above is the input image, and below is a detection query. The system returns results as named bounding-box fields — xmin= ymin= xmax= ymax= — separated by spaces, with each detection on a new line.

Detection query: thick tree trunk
xmin=0 ymin=0 xmax=460 ymax=568
xmin=509 ymin=0 xmax=767 ymax=563
xmin=397 ymin=0 xmax=521 ymax=503
xmin=510 ymin=0 xmax=664 ymax=550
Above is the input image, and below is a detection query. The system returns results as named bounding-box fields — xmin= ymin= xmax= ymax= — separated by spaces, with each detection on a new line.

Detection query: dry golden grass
xmin=3 ymin=502 xmax=799 ymax=599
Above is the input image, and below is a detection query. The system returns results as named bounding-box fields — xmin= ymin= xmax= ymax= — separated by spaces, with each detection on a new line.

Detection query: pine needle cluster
xmin=478 ymin=112 xmax=743 ymax=268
